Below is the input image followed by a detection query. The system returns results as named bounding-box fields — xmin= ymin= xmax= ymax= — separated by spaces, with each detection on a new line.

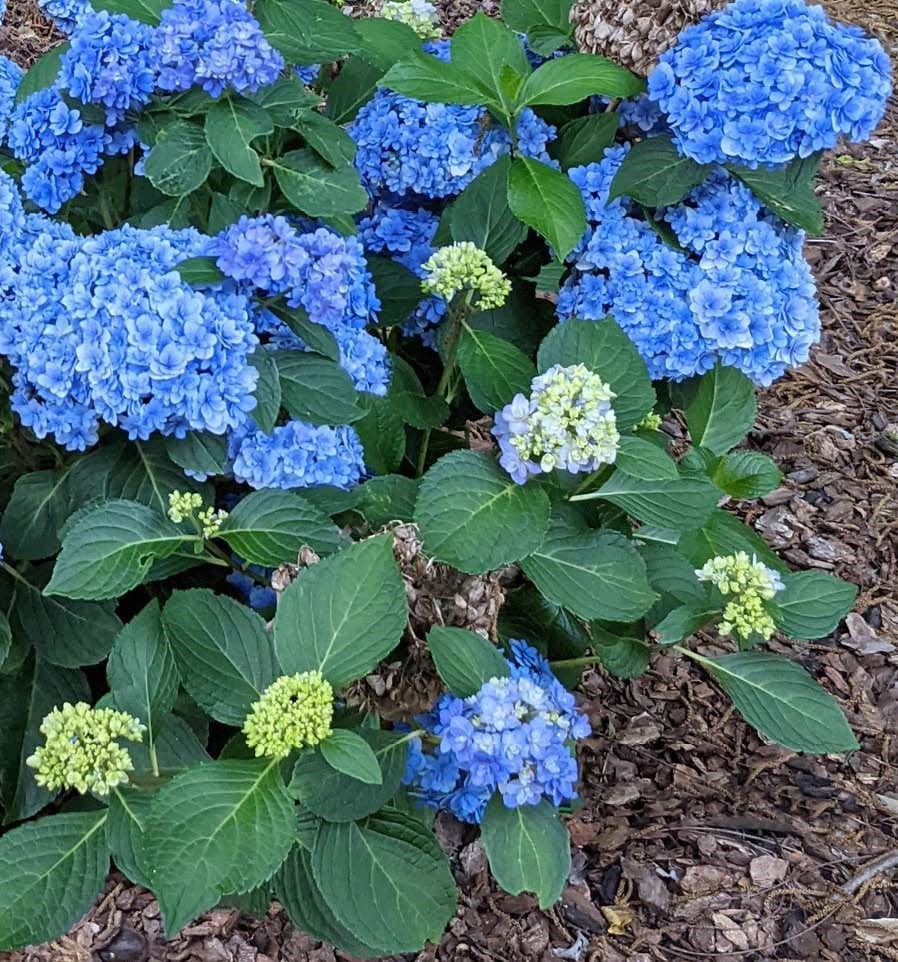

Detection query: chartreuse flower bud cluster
xmin=696 ymin=552 xmax=785 ymax=642
xmin=26 ymin=702 xmax=145 ymax=795
xmin=493 ymin=364 xmax=620 ymax=484
xmin=380 ymin=0 xmax=441 ymax=39
xmin=243 ymin=672 xmax=335 ymax=759
xmin=421 ymin=242 xmax=511 ymax=310
xmin=168 ymin=491 xmax=228 ymax=537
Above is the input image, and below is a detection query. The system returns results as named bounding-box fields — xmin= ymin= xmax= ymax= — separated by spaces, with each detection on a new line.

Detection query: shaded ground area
xmin=2 ymin=0 xmax=897 ymax=959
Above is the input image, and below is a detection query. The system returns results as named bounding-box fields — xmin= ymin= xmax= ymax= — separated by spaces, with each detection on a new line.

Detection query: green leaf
xmin=107 ymin=600 xmax=179 ymax=741
xmin=7 ymin=568 xmax=121 ymax=668
xmin=591 ymin=470 xmax=719 ymax=531
xmin=162 ymin=590 xmax=279 ymax=726
xmin=549 ymin=113 xmax=619 ymax=170
xmin=480 ymin=797 xmax=569 ymax=908
xmin=205 ymin=96 xmax=273 ymax=187
xmin=639 ymin=541 xmax=709 ymax=609
xmin=379 ymin=52 xmax=490 ymax=105
xmin=320 ymin=729 xmax=382 ymax=785
xmin=311 ymin=814 xmax=457 ymax=953
xmin=353 ymin=394 xmax=407 ymax=475
xmin=219 ymin=489 xmax=347 ymax=566
xmin=450 ymin=13 xmax=530 ymax=104
xmin=0 ymin=469 xmax=72 ymax=560
xmin=773 ymin=571 xmax=857 ymax=641
xmin=275 ymin=845 xmax=381 ymax=957
xmin=507 ymin=156 xmax=586 ymax=260
xmin=164 ymin=432 xmax=229 ymax=477
xmin=677 ymin=508 xmax=787 ymax=574
xmin=0 ymin=811 xmax=109 ymax=951
xmin=521 ymin=516 xmax=656 ymax=621
xmin=289 ymin=730 xmax=409 ymax=822
xmin=254 ymin=76 xmax=322 ymax=128
xmin=130 ymin=714 xmax=209 ymax=776
xmin=698 ymin=651 xmax=858 ymax=753
xmin=92 ymin=0 xmax=165 ymax=22
xmin=352 ymin=16 xmax=423 ymax=71
xmin=677 ymin=364 xmax=758 ymax=455
xmin=591 ymin=625 xmax=650 ymax=678
xmin=427 ymin=625 xmax=510 ymax=697
xmin=537 ymin=318 xmax=655 ymax=429
xmin=325 ymin=56 xmax=383 ymax=124
xmin=45 ymin=500 xmax=194 ymax=601
xmin=145 ymin=760 xmax=296 ymax=937
xmin=501 ymin=0 xmax=573 ymax=36
xmin=207 ymin=191 xmax=244 ymax=233
xmin=446 ymin=156 xmax=529 ymax=265
xmin=651 ymin=604 xmax=717 ymax=644
xmin=271 ymin=149 xmax=368 ymax=219
xmin=248 ymin=349 xmax=282 ymax=433
xmin=106 ymin=787 xmax=154 ymax=888
xmin=274 ymin=535 xmax=407 ymax=687
xmin=727 ymin=154 xmax=823 ymax=235
xmin=254 ymin=0 xmax=361 ymax=62
xmin=175 ymin=255 xmax=226 ymax=286
xmin=366 ymin=256 xmax=424 ymax=327
xmin=275 ymin=351 xmax=364 ymax=425
xmin=14 ymin=45 xmax=68 ymax=104
xmin=712 ymin=450 xmax=782 ymax=499
xmin=271 ymin=305 xmax=340 ymax=361
xmin=457 ymin=326 xmax=536 ymax=413
xmin=352 ymin=475 xmax=418 ymax=527
xmin=614 ymin=435 xmax=678 ymax=481
xmin=519 ymin=53 xmax=643 ymax=106
xmin=0 ymin=613 xmax=9 ymax=670
xmin=416 ymin=450 xmax=551 ymax=574
xmin=291 ymin=109 xmax=357 ymax=168
xmin=499 ymin=584 xmax=591 ymax=662
xmin=608 ymin=136 xmax=711 ymax=207
xmin=144 ymin=121 xmax=212 ymax=197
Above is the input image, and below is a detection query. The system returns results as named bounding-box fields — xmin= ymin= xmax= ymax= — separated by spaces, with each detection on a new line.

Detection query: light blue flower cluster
xmin=404 ymin=640 xmax=590 ymax=824
xmin=215 ymin=215 xmax=390 ymax=395
xmin=36 ymin=0 xmax=91 ymax=33
xmin=227 ymin=420 xmax=366 ymax=490
xmin=59 ymin=10 xmax=156 ymax=126
xmin=350 ymin=40 xmax=557 ymax=200
xmin=358 ymin=202 xmax=446 ymax=342
xmin=648 ymin=0 xmax=892 ymax=168
xmin=557 ymin=146 xmax=820 ymax=384
xmin=0 ymin=55 xmax=22 ymax=145
xmin=153 ymin=0 xmax=284 ymax=99
xmin=0 ymin=194 xmax=258 ymax=450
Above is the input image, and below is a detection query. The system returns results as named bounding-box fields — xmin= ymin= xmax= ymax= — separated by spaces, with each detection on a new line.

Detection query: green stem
xmin=672 ymin=644 xmax=713 ymax=668
xmin=549 ymin=655 xmax=600 ymax=669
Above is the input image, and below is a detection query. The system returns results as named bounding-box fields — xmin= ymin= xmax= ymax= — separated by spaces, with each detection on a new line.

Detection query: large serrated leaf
xmin=608 ymin=136 xmax=711 ymax=207
xmin=457 ymin=326 xmax=535 ymax=413
xmin=450 ymin=13 xmax=530 ymax=105
xmin=106 ymin=787 xmax=154 ymax=889
xmin=275 ymin=351 xmax=364 ymax=425
xmin=144 ymin=760 xmax=296 ymax=937
xmin=427 ymin=625 xmax=510 ymax=697
xmin=204 ymin=96 xmax=272 ymax=187
xmin=518 ymin=53 xmax=643 ymax=106
xmin=320 ymin=729 xmax=382 ymax=785
xmin=379 ymin=52 xmax=491 ymax=105
xmin=255 ymin=0 xmax=361 ymax=63
xmin=271 ymin=149 xmax=368 ymax=219
xmin=0 ymin=811 xmax=109 ymax=951
xmin=144 ymin=121 xmax=212 ymax=197
xmin=507 ymin=156 xmax=586 ymax=261
xmin=676 ymin=364 xmax=757 ymax=455
xmin=773 ymin=570 xmax=857 ymax=641
xmin=590 ymin=470 xmax=719 ymax=531
xmin=0 ymin=469 xmax=72 ymax=561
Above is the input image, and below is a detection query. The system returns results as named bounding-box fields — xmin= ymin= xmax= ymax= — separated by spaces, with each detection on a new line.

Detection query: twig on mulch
xmin=842 ymin=848 xmax=898 ymax=894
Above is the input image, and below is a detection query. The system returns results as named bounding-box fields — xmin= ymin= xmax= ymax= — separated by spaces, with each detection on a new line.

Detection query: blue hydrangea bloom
xmin=0 ymin=217 xmax=259 ymax=450
xmin=8 ymin=88 xmax=107 ymax=213
xmin=227 ymin=566 xmax=277 ymax=611
xmin=0 ymin=55 xmax=23 ymax=145
xmin=648 ymin=0 xmax=893 ymax=168
xmin=403 ymin=640 xmax=590 ymax=824
xmin=37 ymin=0 xmax=91 ymax=33
xmin=153 ymin=0 xmax=284 ymax=99
xmin=350 ymin=39 xmax=557 ymax=200
xmin=556 ymin=145 xmax=820 ymax=385
xmin=295 ymin=64 xmax=320 ymax=86
xmin=59 ymin=10 xmax=157 ymax=126
xmin=228 ymin=419 xmax=366 ymax=490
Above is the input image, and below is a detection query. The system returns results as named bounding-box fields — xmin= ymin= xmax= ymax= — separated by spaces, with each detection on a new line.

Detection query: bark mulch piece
xmin=0 ymin=0 xmax=62 ymax=67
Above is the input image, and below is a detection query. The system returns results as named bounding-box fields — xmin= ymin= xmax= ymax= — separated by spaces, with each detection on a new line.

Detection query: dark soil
xmin=2 ymin=1 xmax=897 ymax=959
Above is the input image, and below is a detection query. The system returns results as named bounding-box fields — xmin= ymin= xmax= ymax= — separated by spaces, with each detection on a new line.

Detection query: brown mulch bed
xmin=2 ymin=1 xmax=898 ymax=960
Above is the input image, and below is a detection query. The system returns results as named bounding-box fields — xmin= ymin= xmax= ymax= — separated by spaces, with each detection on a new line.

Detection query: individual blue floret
xmin=36 ymin=0 xmax=91 ymax=33
xmin=0 ymin=55 xmax=23 ymax=146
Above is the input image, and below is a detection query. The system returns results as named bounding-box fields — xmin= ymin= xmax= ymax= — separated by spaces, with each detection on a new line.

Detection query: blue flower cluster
xmin=215 ymin=215 xmax=390 ymax=395
xmin=59 ymin=10 xmax=156 ymax=126
xmin=153 ymin=0 xmax=284 ymax=99
xmin=36 ymin=0 xmax=91 ymax=33
xmin=403 ymin=640 xmax=590 ymax=824
xmin=648 ymin=0 xmax=892 ymax=168
xmin=557 ymin=146 xmax=820 ymax=384
xmin=227 ymin=565 xmax=277 ymax=612
xmin=227 ymin=420 xmax=366 ymax=490
xmin=358 ymin=202 xmax=446 ymax=342
xmin=0 ymin=55 xmax=22 ymax=145
xmin=0 ymin=188 xmax=259 ymax=450
xmin=350 ymin=40 xmax=557 ymax=200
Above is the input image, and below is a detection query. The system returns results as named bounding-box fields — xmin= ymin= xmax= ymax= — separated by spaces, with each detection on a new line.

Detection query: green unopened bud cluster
xmin=168 ymin=490 xmax=228 ymax=537
xmin=26 ymin=702 xmax=145 ymax=796
xmin=636 ymin=411 xmax=663 ymax=432
xmin=243 ymin=671 xmax=335 ymax=759
xmin=696 ymin=551 xmax=785 ymax=642
xmin=422 ymin=242 xmax=511 ymax=310
xmin=380 ymin=0 xmax=441 ymax=39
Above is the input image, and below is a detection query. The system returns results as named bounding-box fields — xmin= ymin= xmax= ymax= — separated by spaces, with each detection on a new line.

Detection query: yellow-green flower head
xmin=168 ymin=490 xmax=203 ymax=524
xmin=636 ymin=411 xmax=663 ymax=432
xmin=696 ymin=551 xmax=785 ymax=642
xmin=243 ymin=671 xmax=335 ymax=759
xmin=380 ymin=0 xmax=441 ymax=39
xmin=494 ymin=363 xmax=620 ymax=483
xmin=26 ymin=702 xmax=145 ymax=796
xmin=197 ymin=505 xmax=228 ymax=538
xmin=421 ymin=242 xmax=511 ymax=310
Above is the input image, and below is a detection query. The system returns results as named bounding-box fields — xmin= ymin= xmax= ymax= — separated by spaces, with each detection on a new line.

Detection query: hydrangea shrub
xmin=0 ymin=0 xmax=889 ymax=952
